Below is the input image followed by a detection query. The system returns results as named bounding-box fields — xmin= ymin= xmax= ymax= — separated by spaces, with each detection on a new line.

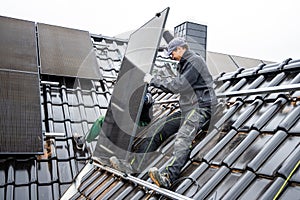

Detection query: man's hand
xmin=144 ymin=73 xmax=153 ymax=84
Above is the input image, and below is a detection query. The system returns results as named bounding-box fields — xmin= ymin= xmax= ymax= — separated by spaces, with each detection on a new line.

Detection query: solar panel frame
xmin=93 ymin=8 xmax=169 ymax=166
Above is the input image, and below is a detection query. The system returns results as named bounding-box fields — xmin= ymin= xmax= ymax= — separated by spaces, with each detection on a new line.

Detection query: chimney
xmin=174 ymin=21 xmax=207 ymax=61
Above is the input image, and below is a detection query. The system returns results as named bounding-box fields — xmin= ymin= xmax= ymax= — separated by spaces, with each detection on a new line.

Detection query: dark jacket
xmin=150 ymin=50 xmax=217 ymax=113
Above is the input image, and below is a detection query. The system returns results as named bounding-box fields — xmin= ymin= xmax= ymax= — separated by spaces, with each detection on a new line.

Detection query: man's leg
xmin=132 ymin=111 xmax=182 ymax=172
xmin=149 ymin=107 xmax=211 ymax=187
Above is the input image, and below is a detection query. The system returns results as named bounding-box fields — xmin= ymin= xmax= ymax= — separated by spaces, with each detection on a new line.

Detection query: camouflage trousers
xmin=133 ymin=106 xmax=212 ymax=183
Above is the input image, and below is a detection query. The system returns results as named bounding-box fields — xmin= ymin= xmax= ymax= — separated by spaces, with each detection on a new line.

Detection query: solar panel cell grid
xmin=0 ymin=71 xmax=43 ymax=154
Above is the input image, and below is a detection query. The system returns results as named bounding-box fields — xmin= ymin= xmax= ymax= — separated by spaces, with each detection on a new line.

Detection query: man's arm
xmin=150 ymin=62 xmax=201 ymax=93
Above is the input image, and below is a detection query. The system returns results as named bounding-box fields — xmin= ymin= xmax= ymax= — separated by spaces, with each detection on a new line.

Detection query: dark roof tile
xmin=190 ymin=129 xmax=219 ymax=159
xmin=181 ymin=165 xmax=219 ymax=197
xmin=194 ymin=130 xmax=227 ymax=161
xmin=247 ymin=130 xmax=288 ymax=171
xmin=291 ymin=166 xmax=300 ymax=183
xmin=14 ymin=158 xmax=35 ymax=185
xmin=289 ymin=119 xmax=300 ymax=135
xmin=58 ymin=161 xmax=74 ymax=183
xmin=238 ymin=177 xmax=273 ymax=200
xmin=290 ymin=72 xmax=300 ymax=84
xmin=205 ymin=169 xmax=243 ymax=199
xmin=291 ymin=90 xmax=300 ymax=100
xmin=37 ymin=161 xmax=56 ymax=184
xmin=258 ymin=177 xmax=285 ymax=200
xmin=228 ymin=75 xmax=266 ymax=103
xmin=222 ymin=170 xmax=256 ymax=200
xmin=109 ymin=182 xmax=136 ymax=199
xmin=15 ymin=186 xmax=31 ymax=200
xmin=55 ymin=140 xmax=71 ymax=160
xmin=52 ymin=105 xmax=65 ymax=121
xmin=38 ymin=185 xmax=54 ymax=200
xmin=257 ymin=135 xmax=300 ymax=177
xmin=95 ymin=180 xmax=126 ymax=199
xmin=69 ymin=106 xmax=84 ymax=122
xmin=232 ymin=133 xmax=272 ymax=170
xmin=227 ymin=78 xmax=248 ymax=92
xmin=231 ymin=98 xmax=264 ymax=130
xmin=279 ymin=185 xmax=300 ymax=200
xmin=257 ymin=62 xmax=281 ymax=74
xmin=217 ymin=68 xmax=244 ymax=81
xmin=83 ymin=173 xmax=113 ymax=198
xmin=203 ymin=130 xmax=238 ymax=163
xmin=211 ymin=131 xmax=247 ymax=166
xmin=277 ymin=144 xmax=300 ymax=179
xmin=193 ymin=166 xmax=230 ymax=199
xmin=223 ymin=130 xmax=260 ymax=166
xmin=252 ymin=97 xmax=287 ymax=130
xmin=283 ymin=59 xmax=300 ymax=70
xmin=265 ymin=72 xmax=300 ymax=101
xmin=236 ymin=63 xmax=265 ymax=78
xmin=175 ymin=162 xmax=209 ymax=194
xmin=261 ymin=101 xmax=297 ymax=133
xmin=85 ymin=107 xmax=99 ymax=122
xmin=245 ymin=72 xmax=286 ymax=101
xmin=214 ymin=80 xmax=231 ymax=93
xmin=257 ymin=58 xmax=291 ymax=74
xmin=279 ymin=101 xmax=300 ymax=132
xmin=66 ymin=92 xmax=80 ymax=106
xmin=214 ymin=100 xmax=244 ymax=130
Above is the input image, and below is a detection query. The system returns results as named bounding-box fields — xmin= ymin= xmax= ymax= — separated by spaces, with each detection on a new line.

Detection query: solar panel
xmin=0 ymin=71 xmax=43 ymax=154
xmin=0 ymin=16 xmax=38 ymax=72
xmin=94 ymin=8 xmax=169 ymax=167
xmin=38 ymin=23 xmax=101 ymax=80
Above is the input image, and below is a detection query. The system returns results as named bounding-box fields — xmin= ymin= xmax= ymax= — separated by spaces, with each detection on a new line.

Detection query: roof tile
xmin=277 ymin=144 xmax=300 ymax=178
xmin=279 ymin=101 xmax=300 ymax=132
xmin=203 ymin=130 xmax=237 ymax=163
xmin=247 ymin=130 xmax=288 ymax=171
xmin=232 ymin=133 xmax=272 ymax=170
xmin=231 ymin=98 xmax=264 ymax=130
xmin=222 ymin=170 xmax=256 ymax=200
xmin=257 ymin=135 xmax=300 ymax=177
xmin=193 ymin=166 xmax=230 ymax=199
xmin=223 ymin=130 xmax=260 ymax=166
xmin=238 ymin=177 xmax=273 ymax=200
xmin=279 ymin=185 xmax=300 ymax=200
xmin=252 ymin=97 xmax=287 ymax=130
xmin=261 ymin=101 xmax=297 ymax=133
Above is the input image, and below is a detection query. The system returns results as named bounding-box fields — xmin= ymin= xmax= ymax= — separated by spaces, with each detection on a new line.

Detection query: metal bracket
xmin=217 ymin=83 xmax=300 ymax=98
xmin=93 ymin=162 xmax=193 ymax=200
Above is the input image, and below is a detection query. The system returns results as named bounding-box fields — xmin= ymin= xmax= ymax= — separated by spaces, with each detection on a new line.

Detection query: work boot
xmin=148 ymin=167 xmax=171 ymax=188
xmin=110 ymin=156 xmax=133 ymax=174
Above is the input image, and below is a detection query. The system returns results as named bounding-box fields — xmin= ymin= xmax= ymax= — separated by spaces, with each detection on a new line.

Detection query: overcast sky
xmin=1 ymin=0 xmax=299 ymax=62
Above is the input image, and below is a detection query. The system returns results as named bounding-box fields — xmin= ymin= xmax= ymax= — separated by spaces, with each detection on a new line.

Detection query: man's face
xmin=171 ymin=46 xmax=185 ymax=61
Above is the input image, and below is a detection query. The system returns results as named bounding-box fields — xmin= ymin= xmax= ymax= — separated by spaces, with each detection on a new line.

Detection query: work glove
xmin=143 ymin=73 xmax=153 ymax=84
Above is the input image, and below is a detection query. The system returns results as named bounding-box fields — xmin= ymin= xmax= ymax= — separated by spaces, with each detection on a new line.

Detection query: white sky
xmin=1 ymin=0 xmax=299 ymax=62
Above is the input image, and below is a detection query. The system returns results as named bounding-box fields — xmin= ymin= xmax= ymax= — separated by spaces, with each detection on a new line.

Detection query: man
xmin=143 ymin=37 xmax=217 ymax=188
